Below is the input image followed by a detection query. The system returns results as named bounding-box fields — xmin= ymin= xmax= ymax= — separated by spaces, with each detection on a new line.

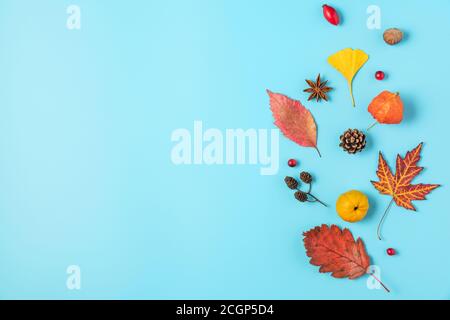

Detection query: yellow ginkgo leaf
xmin=328 ymin=48 xmax=369 ymax=107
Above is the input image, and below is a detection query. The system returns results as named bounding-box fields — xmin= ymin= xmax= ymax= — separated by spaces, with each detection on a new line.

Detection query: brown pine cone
xmin=300 ymin=172 xmax=312 ymax=184
xmin=284 ymin=176 xmax=298 ymax=190
xmin=294 ymin=191 xmax=308 ymax=203
xmin=339 ymin=129 xmax=367 ymax=154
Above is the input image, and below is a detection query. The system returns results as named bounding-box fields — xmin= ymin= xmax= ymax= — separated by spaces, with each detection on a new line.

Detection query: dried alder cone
xmin=284 ymin=173 xmax=327 ymax=207
xmin=295 ymin=191 xmax=308 ymax=203
xmin=303 ymin=225 xmax=390 ymax=292
xmin=285 ymin=176 xmax=299 ymax=190
xmin=267 ymin=90 xmax=321 ymax=156
xmin=300 ymin=172 xmax=312 ymax=184
xmin=372 ymin=143 xmax=440 ymax=239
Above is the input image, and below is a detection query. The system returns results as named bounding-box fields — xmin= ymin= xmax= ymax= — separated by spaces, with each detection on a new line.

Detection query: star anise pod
xmin=303 ymin=74 xmax=333 ymax=102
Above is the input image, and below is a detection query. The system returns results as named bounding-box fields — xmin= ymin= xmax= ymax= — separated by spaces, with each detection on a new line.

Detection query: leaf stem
xmin=367 ymin=121 xmax=378 ymax=131
xmin=349 ymin=82 xmax=355 ymax=107
xmin=369 ymin=272 xmax=391 ymax=293
xmin=377 ymin=199 xmax=395 ymax=240
xmin=315 ymin=147 xmax=322 ymax=158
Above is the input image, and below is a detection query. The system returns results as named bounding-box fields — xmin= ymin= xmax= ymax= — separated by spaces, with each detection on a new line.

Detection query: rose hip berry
xmin=288 ymin=159 xmax=298 ymax=168
xmin=375 ymin=71 xmax=385 ymax=80
xmin=322 ymin=4 xmax=340 ymax=26
xmin=387 ymin=248 xmax=396 ymax=256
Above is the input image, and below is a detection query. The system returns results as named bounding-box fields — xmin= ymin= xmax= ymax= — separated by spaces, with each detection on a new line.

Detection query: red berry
xmin=288 ymin=159 xmax=298 ymax=168
xmin=387 ymin=248 xmax=396 ymax=256
xmin=375 ymin=71 xmax=385 ymax=80
xmin=323 ymin=4 xmax=340 ymax=26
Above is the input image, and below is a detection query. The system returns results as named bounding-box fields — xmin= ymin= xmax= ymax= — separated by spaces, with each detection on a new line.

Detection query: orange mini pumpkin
xmin=368 ymin=91 xmax=403 ymax=124
xmin=336 ymin=190 xmax=369 ymax=223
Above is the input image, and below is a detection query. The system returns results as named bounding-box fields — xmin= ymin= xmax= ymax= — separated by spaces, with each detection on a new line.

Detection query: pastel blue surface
xmin=0 ymin=0 xmax=449 ymax=299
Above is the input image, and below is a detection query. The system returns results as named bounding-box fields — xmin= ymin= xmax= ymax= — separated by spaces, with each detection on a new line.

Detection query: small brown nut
xmin=383 ymin=28 xmax=403 ymax=45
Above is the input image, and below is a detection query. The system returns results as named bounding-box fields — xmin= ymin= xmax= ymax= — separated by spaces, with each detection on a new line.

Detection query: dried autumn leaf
xmin=328 ymin=48 xmax=369 ymax=107
xmin=372 ymin=143 xmax=440 ymax=239
xmin=267 ymin=90 xmax=321 ymax=157
xmin=303 ymin=224 xmax=390 ymax=292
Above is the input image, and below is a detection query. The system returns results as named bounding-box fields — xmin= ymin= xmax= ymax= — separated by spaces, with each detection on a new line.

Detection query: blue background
xmin=0 ymin=0 xmax=448 ymax=299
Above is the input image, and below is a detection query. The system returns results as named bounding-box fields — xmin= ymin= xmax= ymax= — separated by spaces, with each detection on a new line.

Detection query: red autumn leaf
xmin=372 ymin=143 xmax=440 ymax=239
xmin=303 ymin=224 xmax=370 ymax=280
xmin=303 ymin=225 xmax=390 ymax=292
xmin=267 ymin=90 xmax=321 ymax=157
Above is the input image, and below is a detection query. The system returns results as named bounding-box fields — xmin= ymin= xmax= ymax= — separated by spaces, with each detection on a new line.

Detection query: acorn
xmin=383 ymin=28 xmax=403 ymax=45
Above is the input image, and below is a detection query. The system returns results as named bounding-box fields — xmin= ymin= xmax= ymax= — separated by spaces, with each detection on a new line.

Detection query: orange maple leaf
xmin=371 ymin=143 xmax=440 ymax=239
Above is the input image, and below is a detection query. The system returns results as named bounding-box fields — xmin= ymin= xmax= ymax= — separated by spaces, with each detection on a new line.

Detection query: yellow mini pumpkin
xmin=336 ymin=190 xmax=369 ymax=223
